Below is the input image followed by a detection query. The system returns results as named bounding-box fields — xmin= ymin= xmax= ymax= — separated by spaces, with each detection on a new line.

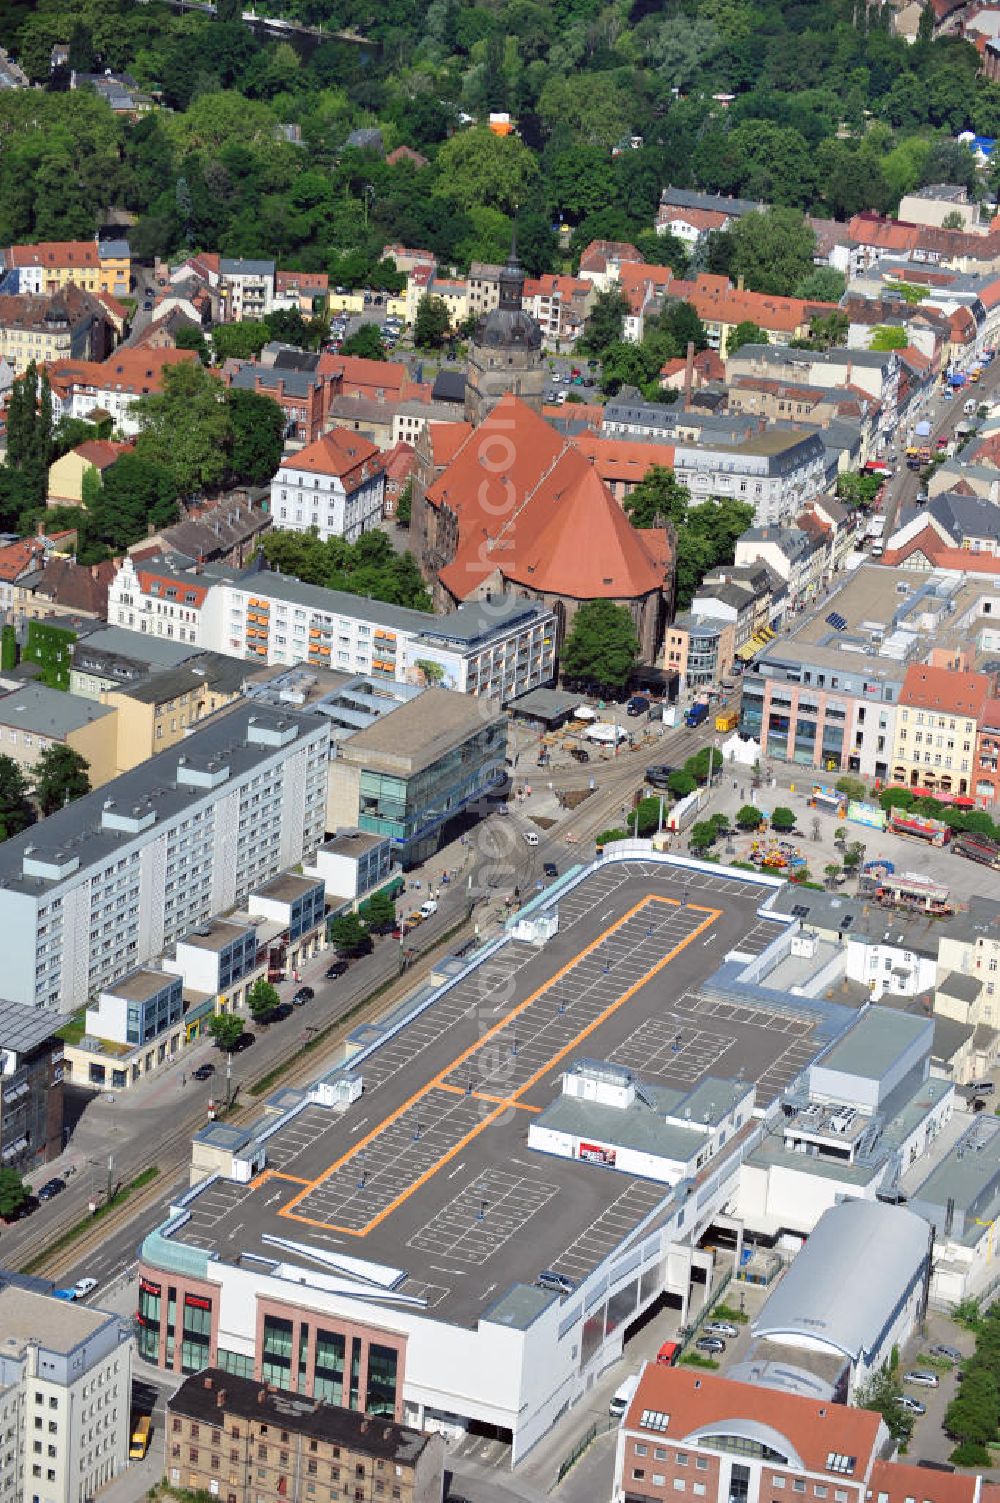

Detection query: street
xmin=883 ymin=360 xmax=1000 ymax=536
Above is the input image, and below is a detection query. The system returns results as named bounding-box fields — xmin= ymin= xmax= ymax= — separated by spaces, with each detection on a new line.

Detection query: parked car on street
xmin=695 ymin=1336 xmax=726 ymax=1354
xmin=38 ymin=1178 xmax=66 ymax=1201
xmin=292 ymin=986 xmax=315 ymax=1005
xmin=192 ymin=1063 xmax=215 ymax=1082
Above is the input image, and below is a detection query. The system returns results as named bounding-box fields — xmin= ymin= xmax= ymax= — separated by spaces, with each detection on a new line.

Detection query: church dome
xmin=473 ymin=305 xmax=542 ymax=350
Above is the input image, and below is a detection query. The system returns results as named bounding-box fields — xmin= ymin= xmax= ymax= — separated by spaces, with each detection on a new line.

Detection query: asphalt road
xmin=883 ymin=361 xmax=1000 ymax=536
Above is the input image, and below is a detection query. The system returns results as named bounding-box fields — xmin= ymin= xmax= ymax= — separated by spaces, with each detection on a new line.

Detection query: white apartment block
xmin=199 ymin=569 xmax=558 ymax=700
xmin=270 ymin=429 xmax=385 ymax=545
xmin=0 ymin=1286 xmax=132 ymax=1503
xmin=0 ymin=704 xmax=329 ymax=1011
xmin=217 ymin=258 xmax=275 ymax=322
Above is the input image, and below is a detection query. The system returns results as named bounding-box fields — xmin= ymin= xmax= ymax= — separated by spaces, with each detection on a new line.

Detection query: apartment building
xmin=673 ymin=430 xmax=831 ymax=526
xmin=0 ymin=703 xmax=329 ymax=1011
xmin=0 ymin=684 xmax=118 ymax=789
xmin=0 ymin=1286 xmax=132 ymax=1503
xmin=107 ymin=553 xmax=232 ymax=645
xmin=100 ymin=652 xmax=251 ymax=773
xmin=165 ymin=1369 xmax=445 ymax=1503
xmin=218 ymin=258 xmax=275 ymax=322
xmin=0 ymin=1000 xmax=64 ymax=1173
xmin=891 ymin=662 xmax=993 ymax=796
xmin=2 ymin=237 xmax=131 ymax=298
xmin=726 ymin=343 xmax=901 ymax=444
xmin=200 ymin=569 xmax=557 ymax=702
xmin=735 ymin=525 xmax=830 ymax=610
xmin=0 ymin=286 xmax=114 ymax=376
xmin=270 ymin=431 xmax=385 ymax=544
xmin=48 ymin=348 xmax=198 ymax=436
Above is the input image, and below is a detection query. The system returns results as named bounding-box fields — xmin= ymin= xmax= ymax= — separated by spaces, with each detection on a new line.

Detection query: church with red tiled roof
xmin=411 ymin=394 xmax=673 ymax=662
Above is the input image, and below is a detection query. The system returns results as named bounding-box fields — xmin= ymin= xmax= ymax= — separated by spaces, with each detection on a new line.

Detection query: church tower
xmin=464 ymin=230 xmax=545 ymax=424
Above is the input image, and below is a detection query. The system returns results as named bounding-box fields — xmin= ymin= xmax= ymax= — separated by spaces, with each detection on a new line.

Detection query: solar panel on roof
xmin=825 ymin=612 xmax=847 ymax=630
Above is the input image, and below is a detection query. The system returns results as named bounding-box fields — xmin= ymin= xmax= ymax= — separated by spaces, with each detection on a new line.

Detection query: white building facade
xmin=0 ymin=705 xmax=329 ymax=1011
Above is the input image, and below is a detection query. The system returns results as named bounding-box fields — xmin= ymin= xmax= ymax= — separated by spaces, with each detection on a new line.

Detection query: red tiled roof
xmin=868 ymin=1460 xmax=978 ymax=1503
xmin=575 ymin=432 xmax=677 ymax=485
xmin=541 ymin=402 xmax=603 ymax=429
xmin=900 ymin=661 xmax=993 ymax=716
xmin=275 ymin=269 xmax=328 ymax=293
xmin=33 ymin=556 xmax=114 ymax=615
xmin=0 ymin=538 xmax=45 ymax=582
xmin=386 ymin=144 xmax=429 ymax=168
xmin=379 ymin=440 xmax=418 ymax=482
xmin=9 ymin=240 xmax=99 ymax=270
xmin=624 ymin=1366 xmax=885 ymax=1476
xmin=73 ymin=439 xmax=132 ymax=469
xmin=428 ymin=421 xmax=473 ymax=468
xmin=48 ymin=348 xmax=197 ymax=397
xmin=136 ymin=568 xmax=210 ymax=608
xmin=281 ymin=429 xmax=380 ymax=480
xmin=429 ymin=394 xmax=667 ymax=602
xmin=578 ymin=239 xmax=642 ymax=274
xmin=318 ymin=354 xmax=409 ymax=394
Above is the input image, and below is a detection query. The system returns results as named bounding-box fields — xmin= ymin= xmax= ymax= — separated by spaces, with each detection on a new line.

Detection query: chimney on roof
xmin=217 ymin=1389 xmax=226 ymax=1408
xmin=203 ymin=1377 xmax=214 ymax=1391
xmin=737 ymin=274 xmax=745 ymax=293
xmin=257 ymin=1389 xmax=266 ymax=1404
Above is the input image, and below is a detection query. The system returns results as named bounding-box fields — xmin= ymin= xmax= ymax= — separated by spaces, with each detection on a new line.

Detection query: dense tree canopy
xmin=1 ymin=0 xmax=997 ymax=284
xmin=261 ymin=529 xmax=431 ymax=610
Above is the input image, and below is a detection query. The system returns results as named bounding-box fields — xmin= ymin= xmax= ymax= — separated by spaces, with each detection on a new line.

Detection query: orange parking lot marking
xmin=437 ymin=1083 xmax=542 ymax=1111
xmin=279 ymin=895 xmax=720 ymax=1235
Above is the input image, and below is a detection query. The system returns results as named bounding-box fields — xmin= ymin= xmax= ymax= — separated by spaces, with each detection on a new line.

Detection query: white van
xmin=609 ymin=1373 xmax=641 ymax=1420
xmin=523 ymin=830 xmax=539 ymax=847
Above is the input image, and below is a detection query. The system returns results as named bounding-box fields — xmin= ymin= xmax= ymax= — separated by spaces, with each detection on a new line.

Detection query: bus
xmin=129 ymin=1416 xmax=151 ymax=1461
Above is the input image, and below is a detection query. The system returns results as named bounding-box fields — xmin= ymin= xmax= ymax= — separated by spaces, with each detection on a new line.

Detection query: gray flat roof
xmin=0 ymin=1287 xmax=115 ymax=1355
xmin=910 ymin=1116 xmax=1000 ymax=1212
xmin=509 ymin=687 xmax=580 ymax=721
xmin=816 ymin=1007 xmax=929 ymax=1080
xmin=0 ymin=684 xmax=115 ymax=737
xmin=253 ymin=872 xmax=323 ymax=905
xmin=179 ymin=919 xmax=255 ymax=953
xmin=232 ymin=568 xmax=435 ymax=634
xmin=340 ymin=686 xmax=500 ymax=767
xmin=322 ymin=829 xmax=387 ymax=857
xmin=71 ymin=626 xmax=202 ymax=670
xmin=103 ymin=967 xmax=176 ymax=1003
xmin=147 ymin=864 xmax=832 ymax=1330
xmin=0 ymin=997 xmax=63 ymax=1052
xmin=0 ymin=704 xmax=326 ymax=896
xmin=120 ymin=654 xmax=250 ymax=704
xmin=421 ymin=596 xmax=552 ymax=647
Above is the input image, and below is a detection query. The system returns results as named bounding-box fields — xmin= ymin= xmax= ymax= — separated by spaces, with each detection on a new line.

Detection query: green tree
xmin=560 ymin=600 xmax=640 ymax=692
xmin=0 ymin=1167 xmax=29 ymax=1220
xmin=623 ymin=466 xmax=690 ymax=530
xmin=174 ymin=323 xmax=211 ymax=365
xmin=770 ymin=806 xmax=796 ymax=832
xmin=396 ymin=480 xmax=412 ymax=528
xmin=340 ymin=325 xmax=387 ymax=360
xmin=870 ymin=325 xmax=907 ymax=351
xmin=88 ymin=453 xmax=179 ymax=549
xmin=835 ymin=775 xmax=867 ymax=801
xmin=668 ymin=769 xmax=698 ymax=799
xmin=582 ymin=288 xmax=630 ymax=355
xmin=0 ymin=756 xmax=34 ymax=840
xmin=689 ymin=819 xmax=720 ymax=854
xmin=856 ymin=1367 xmax=913 ymax=1447
xmin=728 ymin=321 xmax=768 ymax=355
xmin=795 ymin=267 xmax=847 ymax=302
xmin=725 ymin=209 xmax=818 ymax=296
xmin=260 ymin=530 xmax=430 ymax=610
xmin=5 ymin=363 xmax=53 ymax=506
xmin=208 ymin=1013 xmax=245 ymax=1051
xmin=824 ymin=863 xmax=842 ymax=888
xmin=211 ymin=321 xmax=270 ymax=362
xmin=0 ymin=625 xmax=15 ymax=672
xmin=413 ymin=295 xmax=452 ymax=349
xmin=434 ymin=128 xmax=539 ymax=214
xmin=736 ymin=804 xmax=761 ymax=830
xmin=359 ymin=888 xmax=396 ymax=932
xmin=134 ymin=363 xmax=231 ymax=496
xmin=247 ymin=979 xmax=280 ymax=1019
xmin=330 ymin=911 xmax=373 ymax=957
xmin=34 ymin=745 xmax=91 ymax=816
xmin=227 ymin=388 xmax=285 ymax=485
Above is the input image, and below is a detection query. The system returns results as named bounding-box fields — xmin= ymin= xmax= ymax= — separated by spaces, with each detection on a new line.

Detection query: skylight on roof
xmin=641 ymin=1410 xmax=670 ymax=1432
xmin=826 ymin=1454 xmax=856 ymax=1475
